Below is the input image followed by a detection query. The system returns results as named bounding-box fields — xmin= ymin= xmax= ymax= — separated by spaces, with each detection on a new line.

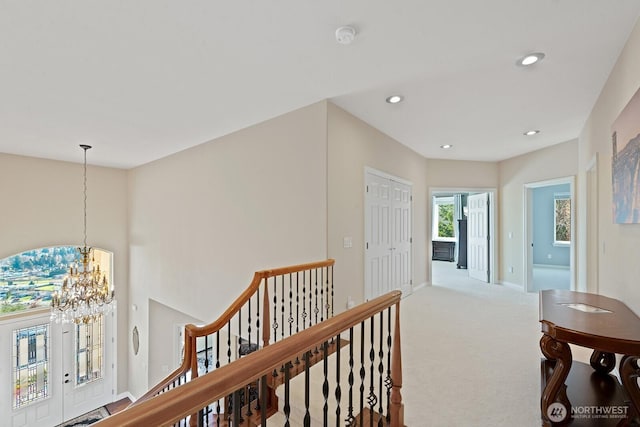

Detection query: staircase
xmin=94 ymin=260 xmax=404 ymax=426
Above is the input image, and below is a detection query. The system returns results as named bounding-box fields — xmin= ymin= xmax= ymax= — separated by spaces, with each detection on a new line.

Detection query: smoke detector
xmin=335 ymin=26 xmax=356 ymax=45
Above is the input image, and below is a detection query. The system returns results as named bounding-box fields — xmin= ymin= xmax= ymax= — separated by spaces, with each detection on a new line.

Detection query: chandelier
xmin=50 ymin=145 xmax=114 ymax=324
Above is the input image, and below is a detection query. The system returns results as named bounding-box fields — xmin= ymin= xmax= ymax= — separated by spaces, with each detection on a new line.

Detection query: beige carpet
xmin=402 ymin=261 xmax=542 ymax=426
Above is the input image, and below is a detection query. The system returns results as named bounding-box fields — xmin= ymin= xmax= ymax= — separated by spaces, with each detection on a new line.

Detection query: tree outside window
xmin=554 ymin=196 xmax=571 ymax=245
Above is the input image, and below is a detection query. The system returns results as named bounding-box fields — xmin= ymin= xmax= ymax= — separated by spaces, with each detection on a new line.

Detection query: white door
xmin=468 ymin=192 xmax=489 ymax=282
xmin=365 ymin=173 xmax=392 ymax=300
xmin=0 ymin=313 xmax=63 ymax=427
xmin=365 ymin=171 xmax=412 ymax=300
xmin=63 ymin=311 xmax=115 ymax=421
xmin=390 ymin=181 xmax=412 ymax=296
xmin=0 ymin=311 xmax=115 ymax=427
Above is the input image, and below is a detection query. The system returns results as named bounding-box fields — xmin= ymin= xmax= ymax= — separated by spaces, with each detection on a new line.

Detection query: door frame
xmin=523 ymin=176 xmax=576 ymax=292
xmin=428 ymin=187 xmax=497 ymax=285
xmin=364 ymin=167 xmax=413 ymax=300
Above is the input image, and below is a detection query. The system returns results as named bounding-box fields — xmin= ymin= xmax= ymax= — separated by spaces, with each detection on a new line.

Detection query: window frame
xmin=432 ymin=196 xmax=456 ymax=241
xmin=553 ymin=193 xmax=571 ymax=247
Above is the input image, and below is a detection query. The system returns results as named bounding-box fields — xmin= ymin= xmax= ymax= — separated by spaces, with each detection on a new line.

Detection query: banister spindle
xmin=296 ymin=272 xmax=300 ymax=333
xmin=385 ymin=307 xmax=392 ymax=424
xmin=331 ymin=264 xmax=334 ymax=318
xmin=378 ymin=311 xmax=385 ymax=426
xmin=359 ymin=321 xmax=365 ymax=423
xmin=256 ymin=288 xmax=260 ymax=350
xmin=284 ymin=362 xmax=292 ymax=427
xmin=304 ymin=350 xmax=311 ymax=427
xmin=288 ymin=273 xmax=294 ymax=336
xmin=273 ymin=277 xmax=279 ymax=343
xmin=320 ymin=267 xmax=325 ymax=322
xmin=262 ymin=279 xmax=270 ymax=347
xmin=368 ymin=316 xmax=377 ymax=425
xmin=323 ymin=341 xmax=329 ymax=427
xmin=227 ymin=320 xmax=232 ymax=364
xmin=346 ymin=327 xmax=355 ymax=426
xmin=335 ymin=333 xmax=342 ymax=427
xmin=314 ymin=268 xmax=319 ymax=325
xmin=281 ymin=275 xmax=285 ymax=341
xmin=302 ymin=270 xmax=308 ymax=329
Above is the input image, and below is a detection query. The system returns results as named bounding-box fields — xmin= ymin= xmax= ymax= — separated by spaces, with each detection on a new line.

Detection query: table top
xmin=540 ymin=290 xmax=640 ymax=355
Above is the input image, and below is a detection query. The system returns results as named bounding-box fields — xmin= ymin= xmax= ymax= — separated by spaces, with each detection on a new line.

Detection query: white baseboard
xmin=116 ymin=391 xmax=136 ymax=403
xmin=499 ymin=281 xmax=524 ymax=291
xmin=533 ymin=264 xmax=570 ymax=270
xmin=411 ymin=282 xmax=428 ymax=293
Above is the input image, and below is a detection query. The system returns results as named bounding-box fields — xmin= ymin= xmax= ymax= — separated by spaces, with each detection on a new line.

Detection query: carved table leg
xmin=620 ymin=356 xmax=640 ymax=424
xmin=540 ymin=335 xmax=572 ymax=426
xmin=590 ymin=350 xmax=617 ymax=374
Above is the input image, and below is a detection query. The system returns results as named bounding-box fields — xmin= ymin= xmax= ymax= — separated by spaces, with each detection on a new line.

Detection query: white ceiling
xmin=1 ymin=1 xmax=639 ymax=169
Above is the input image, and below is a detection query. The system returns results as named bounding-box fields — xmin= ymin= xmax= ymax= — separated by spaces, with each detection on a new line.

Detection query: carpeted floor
xmin=403 ymin=261 xmax=542 ymax=426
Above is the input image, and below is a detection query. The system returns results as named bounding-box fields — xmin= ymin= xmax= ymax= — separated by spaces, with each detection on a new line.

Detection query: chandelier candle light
xmin=50 ymin=145 xmax=114 ymax=324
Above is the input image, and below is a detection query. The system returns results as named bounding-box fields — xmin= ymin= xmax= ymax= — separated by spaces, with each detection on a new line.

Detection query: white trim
xmin=364 ymin=166 xmax=413 ymax=186
xmin=533 ymin=264 xmax=570 ymax=270
xmin=116 ymin=391 xmax=136 ymax=404
xmin=499 ymin=281 xmax=525 ymax=291
xmin=411 ymin=282 xmax=428 ymax=293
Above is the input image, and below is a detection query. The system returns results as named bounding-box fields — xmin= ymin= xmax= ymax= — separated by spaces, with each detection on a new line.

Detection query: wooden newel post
xmin=186 ymin=329 xmax=199 ymax=427
xmin=262 ymin=279 xmax=271 ymax=348
xmin=390 ymin=302 xmax=404 ymax=427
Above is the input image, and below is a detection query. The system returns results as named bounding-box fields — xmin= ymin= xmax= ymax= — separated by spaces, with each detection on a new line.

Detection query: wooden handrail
xmin=132 ymin=259 xmax=335 ymax=405
xmin=96 ymin=290 xmax=402 ymax=427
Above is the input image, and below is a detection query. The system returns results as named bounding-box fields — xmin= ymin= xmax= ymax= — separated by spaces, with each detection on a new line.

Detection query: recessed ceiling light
xmin=335 ymin=26 xmax=356 ymax=45
xmin=440 ymin=144 xmax=453 ymax=149
xmin=524 ymin=130 xmax=540 ymax=136
xmin=386 ymin=95 xmax=403 ymax=104
xmin=517 ymin=52 xmax=545 ymax=67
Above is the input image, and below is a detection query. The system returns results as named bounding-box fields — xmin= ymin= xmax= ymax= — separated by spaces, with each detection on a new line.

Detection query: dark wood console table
xmin=540 ymin=290 xmax=640 ymax=426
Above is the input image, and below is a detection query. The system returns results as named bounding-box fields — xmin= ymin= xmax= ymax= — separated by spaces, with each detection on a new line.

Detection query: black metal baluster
xmin=368 ymin=316 xmax=376 ymax=427
xmin=335 ymin=334 xmax=342 ymax=427
xmin=304 ymin=350 xmax=311 ymax=427
xmin=284 ymin=362 xmax=292 ymax=427
xmin=296 ymin=272 xmax=300 ymax=333
xmin=359 ymin=321 xmax=365 ymax=423
xmin=273 ymin=277 xmax=278 ymax=343
xmin=289 ymin=274 xmax=294 ymax=336
xmin=314 ymin=268 xmax=319 ymax=325
xmin=232 ymin=389 xmax=242 ymax=426
xmin=309 ymin=270 xmax=313 ymax=327
xmin=227 ymin=321 xmax=232 ymax=364
xmin=320 ymin=267 xmax=325 ymax=322
xmin=204 ymin=335 xmax=209 ymax=373
xmin=247 ymin=298 xmax=252 ymax=350
xmin=331 ymin=264 xmax=335 ymax=318
xmin=323 ymin=341 xmax=329 ymax=427
xmin=256 ymin=289 xmax=260 ymax=353
xmin=281 ymin=275 xmax=285 ymax=340
xmin=385 ymin=307 xmax=393 ymax=424
xmin=238 ymin=305 xmax=242 ymax=358
xmin=378 ymin=312 xmax=385 ymax=426
xmin=302 ymin=270 xmax=307 ymax=329
xmin=346 ymin=328 xmax=355 ymax=425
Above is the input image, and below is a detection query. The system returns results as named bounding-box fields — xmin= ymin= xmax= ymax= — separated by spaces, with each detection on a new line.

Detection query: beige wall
xmin=0 ymin=153 xmax=130 ymax=394
xmin=498 ymin=140 xmax=579 ymax=287
xmin=327 ymin=103 xmax=429 ymax=307
xmin=578 ymin=19 xmax=640 ymax=311
xmin=127 ymin=102 xmax=328 ymax=397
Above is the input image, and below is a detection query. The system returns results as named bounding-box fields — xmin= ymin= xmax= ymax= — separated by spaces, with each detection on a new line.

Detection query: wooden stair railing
xmin=96 ymin=290 xmax=404 ymax=427
xmin=132 ymin=259 xmax=335 ymax=411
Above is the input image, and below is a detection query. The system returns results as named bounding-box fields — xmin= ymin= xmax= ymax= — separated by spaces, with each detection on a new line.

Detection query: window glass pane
xmin=13 ymin=324 xmax=49 ymax=408
xmin=554 ymin=198 xmax=571 ymax=243
xmin=437 ymin=203 xmax=454 ymax=238
xmin=76 ymin=315 xmax=104 ymax=386
xmin=0 ymin=246 xmax=112 ymax=317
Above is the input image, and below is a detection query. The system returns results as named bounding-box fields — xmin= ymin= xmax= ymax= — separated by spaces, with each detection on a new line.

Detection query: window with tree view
xmin=434 ymin=197 xmax=455 ymax=239
xmin=554 ymin=195 xmax=571 ymax=245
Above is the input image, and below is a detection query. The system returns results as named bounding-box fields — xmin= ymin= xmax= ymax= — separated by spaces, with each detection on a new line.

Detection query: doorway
xmin=429 ymin=188 xmax=497 ymax=286
xmin=524 ymin=177 xmax=575 ymax=292
xmin=364 ymin=168 xmax=413 ymax=300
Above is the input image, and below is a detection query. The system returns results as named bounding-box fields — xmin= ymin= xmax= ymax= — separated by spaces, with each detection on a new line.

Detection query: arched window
xmin=0 ymin=246 xmax=112 ymax=316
